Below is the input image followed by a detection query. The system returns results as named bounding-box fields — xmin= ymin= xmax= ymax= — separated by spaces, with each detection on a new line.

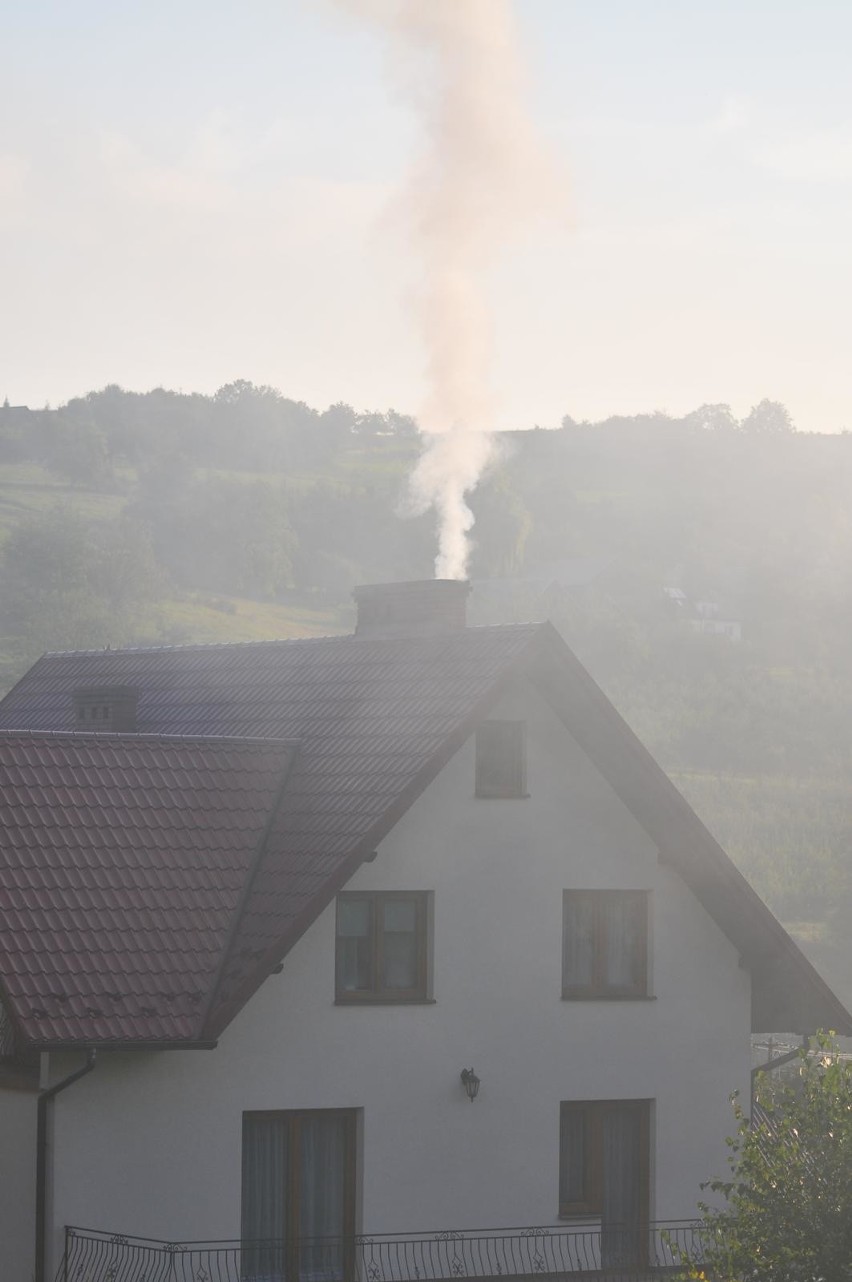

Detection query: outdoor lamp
xmin=460 ymin=1068 xmax=480 ymax=1102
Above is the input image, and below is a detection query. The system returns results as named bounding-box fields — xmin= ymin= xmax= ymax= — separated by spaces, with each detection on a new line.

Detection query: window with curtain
xmin=475 ymin=720 xmax=527 ymax=798
xmin=559 ymin=1100 xmax=650 ymax=1267
xmin=335 ymin=892 xmax=430 ymax=1002
xmin=242 ymin=1110 xmax=356 ymax=1282
xmin=562 ymin=890 xmax=648 ymax=998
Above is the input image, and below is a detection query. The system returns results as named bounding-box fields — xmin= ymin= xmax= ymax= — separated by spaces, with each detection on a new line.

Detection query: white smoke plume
xmin=336 ymin=0 xmax=563 ymax=579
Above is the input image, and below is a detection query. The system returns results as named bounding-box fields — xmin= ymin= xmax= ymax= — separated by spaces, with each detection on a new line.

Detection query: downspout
xmin=35 ymin=1049 xmax=97 ymax=1282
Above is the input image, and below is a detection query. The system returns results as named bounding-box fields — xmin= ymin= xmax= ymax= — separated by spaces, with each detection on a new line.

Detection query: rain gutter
xmin=750 ymin=1036 xmax=808 ymax=1112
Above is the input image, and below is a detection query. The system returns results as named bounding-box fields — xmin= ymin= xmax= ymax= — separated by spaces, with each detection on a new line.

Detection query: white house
xmin=0 ymin=580 xmax=848 ymax=1282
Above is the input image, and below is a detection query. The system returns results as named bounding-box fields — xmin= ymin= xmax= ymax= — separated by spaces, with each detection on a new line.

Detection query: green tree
xmin=42 ymin=406 xmax=113 ymax=486
xmin=130 ymin=469 xmax=297 ymax=599
xmin=683 ymin=403 xmax=739 ymax=432
xmin=740 ymin=399 xmax=796 ymax=434
xmin=690 ymin=1034 xmax=852 ymax=1281
xmin=0 ymin=508 xmax=166 ymax=661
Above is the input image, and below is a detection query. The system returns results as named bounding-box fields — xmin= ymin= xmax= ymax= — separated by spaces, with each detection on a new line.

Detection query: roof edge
xmin=530 ymin=624 xmax=852 ymax=1035
xmin=0 ymin=729 xmax=302 ymax=749
xmin=199 ymin=745 xmax=303 ymax=1039
xmin=18 ymin=1038 xmax=220 ymax=1052
xmin=203 ymin=638 xmax=547 ymax=1039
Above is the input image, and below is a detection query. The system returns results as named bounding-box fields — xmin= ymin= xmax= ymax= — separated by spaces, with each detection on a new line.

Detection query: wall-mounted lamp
xmin=460 ymin=1068 xmax=480 ymax=1102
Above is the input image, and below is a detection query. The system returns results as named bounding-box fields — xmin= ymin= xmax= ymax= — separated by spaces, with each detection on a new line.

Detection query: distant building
xmin=664 ymin=588 xmax=742 ymax=642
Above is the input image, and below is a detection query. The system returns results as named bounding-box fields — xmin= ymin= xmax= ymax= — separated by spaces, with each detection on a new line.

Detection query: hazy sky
xmin=3 ymin=0 xmax=852 ymax=432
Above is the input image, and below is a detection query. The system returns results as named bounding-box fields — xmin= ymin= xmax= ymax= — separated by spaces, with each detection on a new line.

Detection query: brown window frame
xmin=475 ymin=719 xmax=527 ymax=798
xmin=558 ymin=1099 xmax=651 ymax=1220
xmin=335 ymin=891 xmax=430 ymax=1004
xmin=242 ymin=1108 xmax=358 ymax=1280
xmin=562 ymin=890 xmax=649 ymax=1000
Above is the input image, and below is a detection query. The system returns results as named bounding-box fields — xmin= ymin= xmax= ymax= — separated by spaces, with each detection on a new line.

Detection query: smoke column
xmin=337 ymin=0 xmax=561 ymax=578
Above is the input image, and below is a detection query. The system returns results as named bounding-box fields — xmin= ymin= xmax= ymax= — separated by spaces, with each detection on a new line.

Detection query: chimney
xmin=352 ymin=580 xmax=471 ymax=637
xmin=72 ymin=686 xmax=139 ymax=732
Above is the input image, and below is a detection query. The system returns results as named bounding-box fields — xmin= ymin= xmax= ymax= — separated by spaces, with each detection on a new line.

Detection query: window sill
xmin=561 ymin=993 xmax=656 ymax=1002
xmin=335 ymin=997 xmax=436 ymax=1006
xmin=474 ymin=793 xmax=531 ymax=800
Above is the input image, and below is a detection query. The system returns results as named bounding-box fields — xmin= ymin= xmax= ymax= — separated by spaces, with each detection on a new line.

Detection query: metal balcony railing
xmin=59 ymin=1220 xmax=705 ymax=1282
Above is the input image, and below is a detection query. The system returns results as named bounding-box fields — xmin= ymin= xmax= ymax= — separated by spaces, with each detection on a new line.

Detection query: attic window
xmin=475 ymin=720 xmax=527 ymax=798
xmin=71 ymin=686 xmax=138 ymax=732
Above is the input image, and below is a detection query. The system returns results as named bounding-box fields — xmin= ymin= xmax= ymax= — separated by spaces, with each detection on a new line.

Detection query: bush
xmin=690 ymin=1033 xmax=852 ymax=1281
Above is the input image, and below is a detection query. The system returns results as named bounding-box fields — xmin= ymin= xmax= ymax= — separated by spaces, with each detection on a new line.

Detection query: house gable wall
xmin=0 ymin=1086 xmax=37 ymax=1281
xmin=46 ymin=677 xmax=750 ymax=1268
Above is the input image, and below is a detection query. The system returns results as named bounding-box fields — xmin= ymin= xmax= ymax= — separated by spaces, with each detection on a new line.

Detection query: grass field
xmin=670 ymin=768 xmax=852 ymax=1003
xmin=0 ymin=463 xmax=127 ymax=538
xmin=153 ymin=592 xmax=350 ymax=645
xmin=670 ymin=770 xmax=852 ymax=914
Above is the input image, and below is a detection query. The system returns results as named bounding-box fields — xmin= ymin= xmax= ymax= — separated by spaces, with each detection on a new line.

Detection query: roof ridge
xmin=0 ymin=729 xmax=302 ymax=749
xmin=41 ymin=633 xmax=350 ymax=658
xmin=37 ymin=620 xmax=545 ymax=661
xmin=198 ymin=747 xmax=302 ymax=1040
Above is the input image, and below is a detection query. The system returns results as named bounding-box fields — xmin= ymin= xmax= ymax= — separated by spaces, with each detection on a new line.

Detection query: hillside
xmin=1 ymin=385 xmax=850 ymax=1006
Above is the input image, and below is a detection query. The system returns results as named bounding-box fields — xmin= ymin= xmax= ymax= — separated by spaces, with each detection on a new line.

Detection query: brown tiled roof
xmin=0 ymin=732 xmax=297 ymax=1045
xmin=0 ymin=627 xmax=543 ymax=1044
xmin=0 ymin=623 xmax=849 ymax=1043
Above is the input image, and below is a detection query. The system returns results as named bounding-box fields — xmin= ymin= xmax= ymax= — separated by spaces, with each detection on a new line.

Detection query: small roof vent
xmin=352 ymin=580 xmax=471 ymax=637
xmin=72 ymin=686 xmax=139 ymax=732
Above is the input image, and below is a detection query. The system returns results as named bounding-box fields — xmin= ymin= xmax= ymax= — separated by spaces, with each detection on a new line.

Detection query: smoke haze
xmin=337 ymin=0 xmax=563 ymax=578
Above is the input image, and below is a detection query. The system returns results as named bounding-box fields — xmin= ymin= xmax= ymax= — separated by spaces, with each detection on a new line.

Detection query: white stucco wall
xmin=0 ymin=1085 xmax=37 ymax=1282
xmin=47 ymin=679 xmax=751 ymax=1270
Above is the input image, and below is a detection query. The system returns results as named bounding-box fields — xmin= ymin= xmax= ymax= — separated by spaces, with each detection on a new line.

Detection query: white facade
xmin=32 ymin=677 xmax=751 ymax=1277
xmin=0 ymin=1088 xmax=37 ymax=1282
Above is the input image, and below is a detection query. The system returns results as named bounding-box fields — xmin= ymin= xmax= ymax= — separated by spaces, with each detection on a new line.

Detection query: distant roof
xmin=0 ymin=622 xmax=849 ymax=1045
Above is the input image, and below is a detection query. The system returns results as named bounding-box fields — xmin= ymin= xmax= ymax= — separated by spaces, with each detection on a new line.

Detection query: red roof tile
xmin=0 ymin=732 xmax=296 ymax=1045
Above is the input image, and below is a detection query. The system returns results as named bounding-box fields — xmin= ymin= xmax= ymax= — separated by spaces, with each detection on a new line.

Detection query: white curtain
xmin=242 ymin=1114 xmax=288 ymax=1280
xmin=337 ymin=898 xmax=372 ymax=991
xmin=382 ymin=899 xmax=417 ymax=989
xmin=601 ymin=1106 xmax=642 ymax=1267
xmin=242 ymin=1112 xmax=350 ymax=1282
xmin=299 ymin=1115 xmax=347 ymax=1281
xmin=559 ymin=1107 xmax=586 ymax=1206
xmin=603 ymin=895 xmax=642 ymax=990
xmin=562 ymin=895 xmax=595 ymax=988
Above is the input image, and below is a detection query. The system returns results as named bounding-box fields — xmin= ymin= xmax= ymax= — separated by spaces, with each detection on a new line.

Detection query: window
xmin=475 ymin=720 xmax=526 ymax=798
xmin=562 ymin=890 xmax=648 ymax=999
xmin=0 ymin=999 xmax=18 ymax=1060
xmin=242 ymin=1109 xmax=357 ymax=1282
xmin=559 ymin=1100 xmax=650 ymax=1267
xmin=336 ymin=892 xmax=430 ymax=1002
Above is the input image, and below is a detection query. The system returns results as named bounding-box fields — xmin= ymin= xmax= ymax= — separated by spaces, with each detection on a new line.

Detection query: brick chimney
xmin=352 ymin=580 xmax=471 ymax=637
